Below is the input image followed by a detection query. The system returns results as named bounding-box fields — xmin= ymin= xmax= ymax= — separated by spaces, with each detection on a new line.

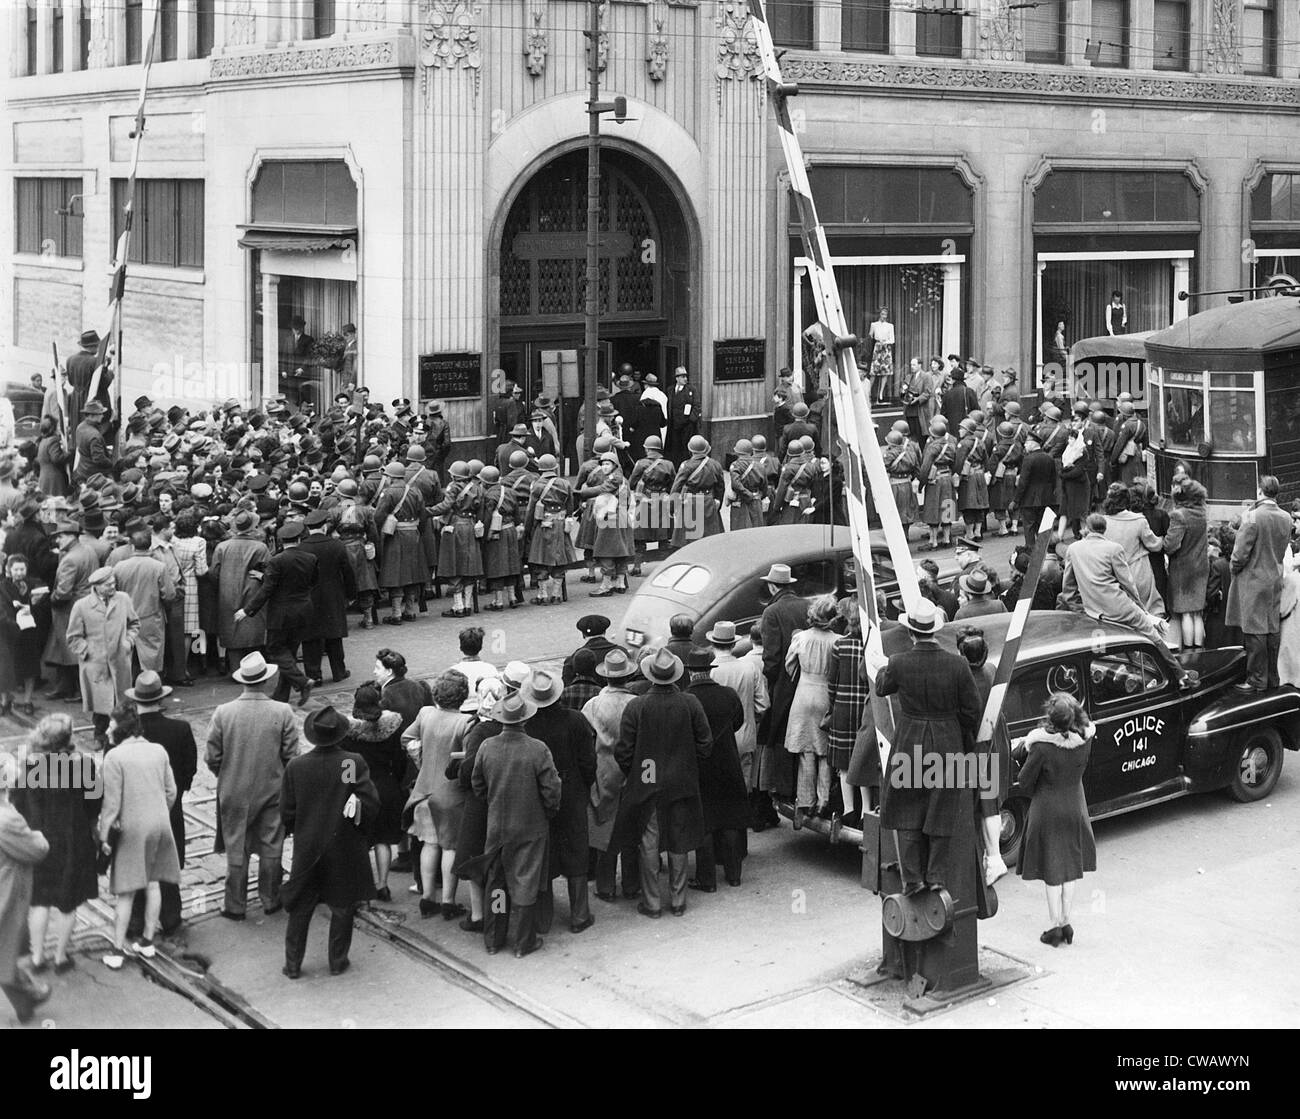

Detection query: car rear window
xmin=650 ymin=563 xmax=711 ymax=594
xmin=651 ymin=564 xmax=690 ymax=588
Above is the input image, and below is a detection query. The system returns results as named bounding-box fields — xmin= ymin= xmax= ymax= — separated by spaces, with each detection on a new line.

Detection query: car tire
xmin=1228 ymin=727 xmax=1284 ymax=803
xmin=998 ymin=798 xmax=1029 ymax=869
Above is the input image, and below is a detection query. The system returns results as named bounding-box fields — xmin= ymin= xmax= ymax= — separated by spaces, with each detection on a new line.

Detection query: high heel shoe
xmin=1039 ymin=927 xmax=1065 ymax=947
xmin=1060 ymin=923 xmax=1074 ymax=944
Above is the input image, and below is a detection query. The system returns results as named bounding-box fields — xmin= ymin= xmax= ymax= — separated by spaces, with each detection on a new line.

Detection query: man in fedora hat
xmin=869 ymin=598 xmax=981 ymax=896
xmin=280 ymin=706 xmax=380 ymax=978
xmin=123 ymin=671 xmax=196 ymax=942
xmin=707 ymin=620 xmax=769 ymax=797
xmin=522 ymin=670 xmax=596 ymax=934
xmin=210 ymin=509 xmax=271 ymax=666
xmin=111 ymin=525 xmax=177 ymax=676
xmin=66 ymin=567 xmax=140 ymax=750
xmin=755 ymin=562 xmax=805 ymax=826
xmin=422 ymin=400 xmax=451 ymax=482
xmin=496 ymin=422 xmax=532 ymax=473
xmin=582 ymin=649 xmax=642 ymax=902
xmin=468 ymin=691 xmax=562 ymax=957
xmin=206 ymin=652 xmax=301 ymax=920
xmin=611 ymin=648 xmax=712 ymax=918
xmin=954 ymin=569 xmax=1007 ymax=620
xmin=72 ymin=400 xmax=113 ymax=487
xmin=234 ymin=520 xmax=317 ymax=707
xmin=44 ymin=519 xmax=97 ymax=703
xmin=64 ymin=328 xmax=112 ymax=430
xmin=683 ymin=647 xmax=749 ymax=891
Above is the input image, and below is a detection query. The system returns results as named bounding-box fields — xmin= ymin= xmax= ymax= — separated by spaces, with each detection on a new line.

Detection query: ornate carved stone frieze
xmin=525 ymin=4 xmax=549 ymax=78
xmin=1204 ymin=0 xmax=1242 ymax=76
xmin=226 ymin=1 xmax=257 ymax=47
xmin=778 ymin=57 xmax=1300 ymax=110
xmin=716 ymin=0 xmax=760 ymax=95
xmin=420 ymin=0 xmax=482 ymax=99
xmin=977 ymin=1 xmax=1022 ymax=63
xmin=208 ymin=40 xmax=398 ymax=80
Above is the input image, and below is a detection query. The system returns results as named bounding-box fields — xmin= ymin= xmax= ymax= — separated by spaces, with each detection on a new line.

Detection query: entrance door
xmin=530 ymin=341 xmax=611 ymax=470
xmin=610 ymin=336 xmax=661 ymax=383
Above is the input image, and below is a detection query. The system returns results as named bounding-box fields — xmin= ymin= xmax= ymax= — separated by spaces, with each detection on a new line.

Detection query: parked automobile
xmin=3 ymin=381 xmax=44 ymax=442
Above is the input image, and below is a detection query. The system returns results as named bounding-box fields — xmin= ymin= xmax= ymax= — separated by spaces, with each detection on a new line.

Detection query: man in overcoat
xmin=613 ymin=649 xmax=713 ymax=918
xmin=522 ymin=670 xmax=597 ymax=934
xmin=755 ymin=563 xmax=807 ymax=821
xmin=125 ymin=671 xmax=196 ymax=941
xmin=65 ymin=567 xmax=139 ymax=749
xmin=582 ymin=650 xmax=642 ymax=902
xmin=110 ymin=526 xmax=176 ymax=674
xmin=299 ymin=508 xmax=356 ymax=685
xmin=870 ymin=599 xmax=981 ymax=895
xmin=666 ymin=368 xmax=699 ymax=465
xmin=1010 ymin=435 xmax=1058 ymax=550
xmin=235 ymin=520 xmax=317 ymax=707
xmin=708 ymin=620 xmax=769 ymax=795
xmin=1227 ymin=475 xmax=1294 ymax=693
xmin=44 ymin=519 xmax=97 ymax=701
xmin=280 ymin=706 xmax=379 ymax=979
xmin=205 ymin=652 xmax=301 ymax=920
xmin=684 ymin=648 xmax=750 ymax=891
xmin=469 ymin=691 xmax=562 ymax=958
xmin=208 ymin=509 xmax=269 ymax=662
xmin=561 ymin=614 xmax=618 ymax=686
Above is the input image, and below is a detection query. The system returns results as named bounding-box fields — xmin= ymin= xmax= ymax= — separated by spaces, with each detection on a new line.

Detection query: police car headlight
xmin=626 ymin=630 xmax=645 ymax=647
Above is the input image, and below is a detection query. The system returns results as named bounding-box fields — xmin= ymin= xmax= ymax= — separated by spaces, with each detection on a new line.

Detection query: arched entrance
xmin=490 ymin=145 xmax=696 ymax=462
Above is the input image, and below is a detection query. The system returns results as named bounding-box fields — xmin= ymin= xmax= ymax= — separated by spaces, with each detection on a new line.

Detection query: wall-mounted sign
xmin=713 ymin=338 xmax=765 ymax=383
xmin=419 ymin=352 xmax=481 ymax=399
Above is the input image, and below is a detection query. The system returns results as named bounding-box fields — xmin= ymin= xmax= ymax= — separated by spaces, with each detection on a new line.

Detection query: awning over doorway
xmin=236 ymin=224 xmax=357 ymax=252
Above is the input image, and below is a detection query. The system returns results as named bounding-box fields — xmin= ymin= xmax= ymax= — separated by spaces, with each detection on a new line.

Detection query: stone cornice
xmin=780 ymin=56 xmax=1300 ymax=112
xmin=208 ymin=37 xmax=409 ymax=83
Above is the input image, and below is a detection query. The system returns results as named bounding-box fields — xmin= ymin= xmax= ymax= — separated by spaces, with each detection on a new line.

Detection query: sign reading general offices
xmin=714 ymin=339 xmax=765 ymax=383
xmin=419 ymin=353 xmax=481 ymax=399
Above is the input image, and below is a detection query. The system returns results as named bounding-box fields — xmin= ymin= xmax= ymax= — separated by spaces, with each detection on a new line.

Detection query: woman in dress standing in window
xmin=867 ymin=307 xmax=895 ymax=405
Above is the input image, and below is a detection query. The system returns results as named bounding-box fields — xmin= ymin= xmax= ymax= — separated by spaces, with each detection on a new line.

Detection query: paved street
xmin=4 ymin=534 xmax=1297 ymax=1031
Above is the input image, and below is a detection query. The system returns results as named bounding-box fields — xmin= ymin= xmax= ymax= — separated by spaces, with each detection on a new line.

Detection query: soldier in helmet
xmin=374 ymin=460 xmax=428 ymax=625
xmin=333 ymin=477 xmax=381 ymax=627
xmin=524 ymin=455 xmax=576 ymax=605
xmin=430 ymin=460 xmax=485 ymax=618
xmin=503 ymin=449 xmax=539 ymax=604
xmin=727 ymin=439 xmax=767 ymax=533
xmin=359 ymin=453 xmax=385 ymax=505
xmin=480 ymin=464 xmax=523 ymax=612
xmin=669 ymin=435 xmax=725 ymax=547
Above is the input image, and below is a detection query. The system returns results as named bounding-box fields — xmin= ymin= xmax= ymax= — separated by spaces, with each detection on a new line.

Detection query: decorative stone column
xmin=37 ymin=0 xmax=55 ymax=75
xmin=260 ymin=272 xmax=280 ymax=406
xmin=976 ymin=0 xmax=1023 ymax=62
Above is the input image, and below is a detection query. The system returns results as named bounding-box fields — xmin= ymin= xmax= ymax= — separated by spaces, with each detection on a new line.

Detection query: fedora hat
xmin=899 ymin=598 xmax=945 ymax=636
xmin=685 ymin=647 xmax=715 ymax=671
xmin=761 ymin=563 xmax=797 ymax=586
xmin=79 ymin=329 xmax=101 ymax=349
xmin=501 ymin=660 xmax=531 ymax=690
xmin=53 ymin=518 xmax=80 ymax=537
xmin=124 ymin=670 xmax=172 ymax=704
xmin=522 ymin=669 xmax=563 ymax=709
xmin=82 ymin=400 xmax=107 ymax=417
xmin=595 ymin=649 xmax=636 ymax=679
xmin=492 ymin=691 xmax=536 ymax=725
xmin=640 ymin=647 xmax=684 ymax=685
xmin=705 ymin=620 xmax=738 ymax=646
xmin=959 ymin=570 xmax=992 ymax=597
xmin=304 ymin=705 xmax=351 ymax=748
xmin=233 ymin=651 xmax=278 ymax=685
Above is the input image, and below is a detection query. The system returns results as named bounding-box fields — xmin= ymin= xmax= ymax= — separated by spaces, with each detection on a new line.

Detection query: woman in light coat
xmin=784 ymin=594 xmax=841 ymax=818
xmin=1163 ymin=479 xmax=1210 ymax=649
xmin=65 ymin=568 xmax=140 ymax=748
xmin=1102 ymin=484 xmax=1163 ymax=616
xmin=99 ymin=701 xmax=179 ymax=968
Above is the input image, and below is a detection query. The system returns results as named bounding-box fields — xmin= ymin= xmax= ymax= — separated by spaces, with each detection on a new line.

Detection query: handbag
xmin=382 ymin=479 xmax=416 ymax=535
xmin=96 ymin=822 xmax=122 ymax=876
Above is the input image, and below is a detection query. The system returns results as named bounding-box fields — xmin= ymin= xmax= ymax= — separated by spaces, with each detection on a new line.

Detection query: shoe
xmin=530 ymin=596 xmax=550 ymax=606
xmin=28 ymin=958 xmax=48 ymax=974
xmin=130 ymin=939 xmax=156 ymax=959
xmin=419 ymin=898 xmax=438 ymax=917
xmin=332 ymin=670 xmax=351 ymax=683
xmin=441 ymin=902 xmax=467 ymax=921
xmin=1233 ymin=682 xmax=1258 ymax=693
xmin=1040 ymin=927 xmax=1065 ymax=947
xmin=176 ymin=677 xmax=195 ymax=688
xmin=307 ymin=676 xmax=324 ymax=688
xmin=579 ymin=575 xmax=597 ymax=584
xmin=329 ymin=959 xmax=351 ymax=976
xmin=588 ymin=589 xmax=614 ymax=597
xmin=53 ymin=958 xmax=75 ymax=975
xmin=220 ymin=910 xmax=246 ymax=922
xmin=263 ymin=903 xmax=282 ymax=916
xmin=359 ymin=616 xmax=372 ymax=629
xmin=382 ymin=616 xmax=402 ymax=626
xmin=816 ymin=803 xmax=834 ymax=820
xmin=401 ymin=613 xmax=418 ymax=622
xmin=687 ymin=879 xmax=716 ymax=893
xmin=441 ymin=608 xmax=460 ymax=617
xmin=21 ymin=702 xmax=36 ymax=716
xmin=636 ymin=902 xmax=662 ymax=919
xmin=671 ymin=904 xmax=686 ymax=917
xmin=0 ymin=699 xmax=12 ymax=717
xmin=726 ymin=876 xmax=742 ymax=888
xmin=484 ymin=603 xmax=503 ymax=611
xmin=375 ymin=886 xmax=392 ymax=902
xmin=622 ymin=888 xmax=642 ymax=901
xmin=459 ymin=916 xmax=484 ymax=932
xmin=486 ymin=945 xmax=499 ymax=955
xmin=282 ymin=963 xmax=301 ymax=980
xmin=612 ymin=586 xmax=627 ymax=594
xmin=570 ymin=916 xmax=595 ymax=934
xmin=595 ymin=891 xmax=617 ymax=903
xmin=1061 ymin=923 xmax=1074 ymax=944
xmin=298 ymin=680 xmax=315 ymax=708
xmin=984 ymin=856 xmax=1009 ymax=887
xmin=102 ymin=953 xmax=126 ymax=970
xmin=514 ymin=937 xmax=543 ymax=959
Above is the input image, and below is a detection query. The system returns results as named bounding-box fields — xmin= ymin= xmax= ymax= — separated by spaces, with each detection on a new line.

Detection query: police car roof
xmin=937 ymin=610 xmax=1147 ymax=669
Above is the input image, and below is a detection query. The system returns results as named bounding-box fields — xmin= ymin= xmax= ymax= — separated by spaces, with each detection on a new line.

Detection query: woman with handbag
xmin=374 ymin=460 xmax=429 ymax=626
xmin=0 ymin=553 xmax=51 ymax=715
xmin=430 ymin=461 xmax=485 ymax=619
xmin=12 ymin=714 xmax=99 ymax=976
xmin=524 ymin=455 xmax=576 ymax=606
xmin=98 ymin=701 xmax=180 ymax=969
xmin=343 ymin=683 xmax=406 ymax=903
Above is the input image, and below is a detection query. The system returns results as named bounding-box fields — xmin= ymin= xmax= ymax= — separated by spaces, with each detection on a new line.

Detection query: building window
xmin=843 ymin=0 xmax=890 ymax=53
xmin=125 ymin=0 xmax=143 ymax=65
xmin=111 ymin=179 xmax=205 ymax=268
xmin=1036 ymin=170 xmax=1197 ymax=225
xmin=251 ymin=161 xmax=358 ymax=227
xmin=1024 ymin=0 xmax=1064 ymax=64
xmin=25 ymin=0 xmax=38 ymax=75
xmin=917 ymin=0 xmax=963 ymax=59
xmin=1089 ymin=0 xmax=1129 ymax=67
xmin=79 ymin=2 xmax=91 ymax=69
xmin=806 ymin=166 xmax=973 ymax=227
xmin=53 ymin=5 xmax=64 ymax=71
xmin=1153 ymin=0 xmax=1189 ymax=70
xmin=159 ymin=0 xmax=178 ymax=61
xmin=14 ymin=178 xmax=84 ymax=258
xmin=1243 ymin=0 xmax=1277 ymax=76
xmin=1252 ymin=173 xmax=1300 ymax=224
xmin=767 ymin=0 xmax=814 ymax=48
xmin=310 ymin=0 xmax=336 ymax=40
xmin=196 ymin=0 xmax=216 ymax=58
